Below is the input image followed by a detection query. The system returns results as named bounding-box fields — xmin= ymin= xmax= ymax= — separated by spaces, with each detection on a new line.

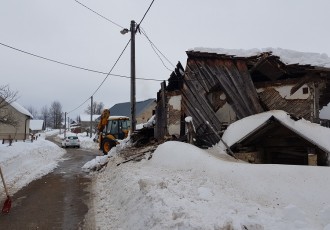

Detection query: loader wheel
xmin=102 ymin=139 xmax=116 ymax=155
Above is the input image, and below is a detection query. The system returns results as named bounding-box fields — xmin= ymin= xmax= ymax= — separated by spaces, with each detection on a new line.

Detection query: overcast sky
xmin=1 ymin=0 xmax=330 ymax=120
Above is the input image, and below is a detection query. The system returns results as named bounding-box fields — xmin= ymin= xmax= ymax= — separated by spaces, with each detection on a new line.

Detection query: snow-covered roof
xmin=108 ymin=116 xmax=130 ymax=120
xmin=30 ymin=120 xmax=44 ymax=131
xmin=189 ymin=47 xmax=330 ymax=68
xmin=110 ymin=98 xmax=156 ymax=117
xmin=219 ymin=110 xmax=330 ymax=153
xmin=80 ymin=114 xmax=100 ymax=122
xmin=10 ymin=101 xmax=33 ymax=118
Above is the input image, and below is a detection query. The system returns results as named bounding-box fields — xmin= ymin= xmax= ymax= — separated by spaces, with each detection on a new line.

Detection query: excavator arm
xmin=97 ymin=109 xmax=110 ymax=132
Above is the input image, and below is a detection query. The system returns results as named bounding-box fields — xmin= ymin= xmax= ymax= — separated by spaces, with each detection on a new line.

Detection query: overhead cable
xmin=0 ymin=42 xmax=163 ymax=81
xmin=91 ymin=39 xmax=131 ymax=97
xmin=74 ymin=0 xmax=125 ymax=29
xmin=67 ymin=39 xmax=131 ymax=114
xmin=137 ymin=0 xmax=155 ymax=29
xmin=140 ymin=27 xmax=175 ymax=71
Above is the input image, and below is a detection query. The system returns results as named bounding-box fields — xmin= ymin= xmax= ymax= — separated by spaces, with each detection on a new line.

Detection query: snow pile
xmin=0 ymin=133 xmax=65 ymax=199
xmin=191 ymin=47 xmax=330 ymax=68
xmin=82 ymin=155 xmax=110 ymax=172
xmin=136 ymin=115 xmax=156 ymax=130
xmin=87 ymin=141 xmax=330 ymax=230
xmin=82 ymin=135 xmax=132 ymax=172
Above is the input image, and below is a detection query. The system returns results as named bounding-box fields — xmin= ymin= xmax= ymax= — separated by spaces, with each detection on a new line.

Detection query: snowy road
xmin=0 ymin=144 xmax=96 ymax=229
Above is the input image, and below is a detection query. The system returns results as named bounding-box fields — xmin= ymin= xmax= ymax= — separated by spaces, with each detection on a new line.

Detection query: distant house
xmin=29 ymin=120 xmax=45 ymax=134
xmin=79 ymin=114 xmax=100 ymax=133
xmin=110 ymin=98 xmax=156 ymax=124
xmin=220 ymin=110 xmax=329 ymax=166
xmin=0 ymin=98 xmax=33 ymax=141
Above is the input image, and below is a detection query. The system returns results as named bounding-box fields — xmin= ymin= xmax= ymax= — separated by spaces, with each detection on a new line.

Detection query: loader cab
xmin=104 ymin=116 xmax=130 ymax=140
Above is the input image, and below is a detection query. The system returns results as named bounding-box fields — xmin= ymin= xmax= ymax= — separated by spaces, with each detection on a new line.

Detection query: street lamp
xmin=121 ymin=20 xmax=136 ymax=133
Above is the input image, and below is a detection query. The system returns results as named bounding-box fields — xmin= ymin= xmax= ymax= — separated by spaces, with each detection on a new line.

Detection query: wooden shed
xmin=221 ymin=110 xmax=329 ymax=166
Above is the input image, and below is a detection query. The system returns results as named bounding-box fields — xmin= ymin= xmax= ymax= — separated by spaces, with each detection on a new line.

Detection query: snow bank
xmin=88 ymin=141 xmax=330 ymax=230
xmin=0 ymin=134 xmax=65 ymax=199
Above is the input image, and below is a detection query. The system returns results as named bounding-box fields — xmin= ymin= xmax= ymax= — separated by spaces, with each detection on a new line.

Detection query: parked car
xmin=61 ymin=136 xmax=80 ymax=148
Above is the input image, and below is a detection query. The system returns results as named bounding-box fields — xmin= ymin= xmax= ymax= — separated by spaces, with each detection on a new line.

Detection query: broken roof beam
xmin=183 ymin=65 xmax=223 ymax=133
xmin=236 ymin=59 xmax=264 ymax=113
xmin=222 ymin=59 xmax=263 ymax=114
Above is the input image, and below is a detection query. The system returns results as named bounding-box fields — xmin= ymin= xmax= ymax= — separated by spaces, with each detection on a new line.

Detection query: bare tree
xmin=85 ymin=101 xmax=104 ymax=115
xmin=96 ymin=102 xmax=104 ymax=114
xmin=26 ymin=105 xmax=38 ymax=118
xmin=76 ymin=115 xmax=80 ymax=124
xmin=40 ymin=105 xmax=50 ymax=128
xmin=49 ymin=101 xmax=63 ymax=129
xmin=0 ymin=85 xmax=19 ymax=127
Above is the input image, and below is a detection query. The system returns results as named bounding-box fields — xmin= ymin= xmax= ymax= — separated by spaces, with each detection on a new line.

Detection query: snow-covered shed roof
xmin=189 ymin=47 xmax=330 ymax=68
xmin=30 ymin=120 xmax=44 ymax=131
xmin=219 ymin=110 xmax=330 ymax=153
xmin=79 ymin=114 xmax=100 ymax=122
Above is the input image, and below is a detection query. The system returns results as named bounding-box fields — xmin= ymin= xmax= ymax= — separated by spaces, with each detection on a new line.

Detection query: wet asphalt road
xmin=0 ymin=139 xmax=97 ymax=230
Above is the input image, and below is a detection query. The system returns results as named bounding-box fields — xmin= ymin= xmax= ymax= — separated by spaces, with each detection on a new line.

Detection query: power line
xmin=0 ymin=41 xmax=163 ymax=81
xmin=66 ymin=96 xmax=91 ymax=114
xmin=140 ymin=27 xmax=175 ymax=71
xmin=67 ymin=39 xmax=131 ymax=114
xmin=91 ymin=39 xmax=131 ymax=97
xmin=74 ymin=0 xmax=124 ymax=29
xmin=137 ymin=0 xmax=155 ymax=29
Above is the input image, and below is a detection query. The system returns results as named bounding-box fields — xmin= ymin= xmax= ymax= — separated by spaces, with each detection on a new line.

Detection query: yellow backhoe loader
xmin=97 ymin=109 xmax=130 ymax=154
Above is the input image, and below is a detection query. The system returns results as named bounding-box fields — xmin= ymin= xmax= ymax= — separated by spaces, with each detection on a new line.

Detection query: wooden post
xmin=161 ymin=81 xmax=167 ymax=136
xmin=185 ymin=117 xmax=196 ymax=144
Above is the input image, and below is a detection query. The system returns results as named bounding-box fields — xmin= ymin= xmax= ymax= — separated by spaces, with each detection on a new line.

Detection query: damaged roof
xmin=186 ymin=48 xmax=330 ymax=82
xmin=186 ymin=47 xmax=330 ymax=110
xmin=188 ymin=47 xmax=330 ymax=68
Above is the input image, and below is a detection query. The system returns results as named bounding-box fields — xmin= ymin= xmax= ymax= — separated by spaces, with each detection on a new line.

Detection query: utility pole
xmin=64 ymin=112 xmax=67 ymax=138
xmin=130 ymin=20 xmax=136 ymax=133
xmin=90 ymin=96 xmax=93 ymax=138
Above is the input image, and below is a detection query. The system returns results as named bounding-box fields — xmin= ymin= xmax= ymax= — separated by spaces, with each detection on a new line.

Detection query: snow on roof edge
xmin=10 ymin=101 xmax=33 ymax=118
xmin=221 ymin=110 xmax=330 ymax=153
xmin=188 ymin=47 xmax=330 ymax=68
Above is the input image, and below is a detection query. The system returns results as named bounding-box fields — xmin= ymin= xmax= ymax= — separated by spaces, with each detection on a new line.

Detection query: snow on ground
xmin=0 ymin=130 xmax=65 ymax=200
xmin=87 ymin=141 xmax=330 ymax=230
xmin=1 ymin=122 xmax=330 ymax=229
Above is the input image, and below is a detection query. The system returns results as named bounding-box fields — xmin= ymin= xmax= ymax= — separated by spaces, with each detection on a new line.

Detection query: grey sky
xmin=1 ymin=0 xmax=330 ymax=119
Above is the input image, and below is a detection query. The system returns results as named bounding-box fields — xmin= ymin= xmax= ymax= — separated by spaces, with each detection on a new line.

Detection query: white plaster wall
xmin=168 ymin=95 xmax=181 ymax=136
xmin=215 ymin=102 xmax=236 ymax=124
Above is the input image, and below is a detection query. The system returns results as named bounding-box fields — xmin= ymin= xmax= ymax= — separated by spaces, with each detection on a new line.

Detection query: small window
xmin=303 ymin=87 xmax=308 ymax=94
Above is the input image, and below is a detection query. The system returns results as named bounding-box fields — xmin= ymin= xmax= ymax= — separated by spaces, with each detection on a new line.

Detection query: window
xmin=110 ymin=121 xmax=118 ymax=134
xmin=302 ymin=87 xmax=308 ymax=94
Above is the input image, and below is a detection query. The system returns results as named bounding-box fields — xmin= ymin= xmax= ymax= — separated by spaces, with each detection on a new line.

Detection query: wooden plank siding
xmin=180 ymin=56 xmax=264 ymax=145
xmin=154 ymin=51 xmax=330 ymax=148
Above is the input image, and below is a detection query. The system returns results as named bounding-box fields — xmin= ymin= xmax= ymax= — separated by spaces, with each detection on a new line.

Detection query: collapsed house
xmin=154 ymin=48 xmax=330 ymax=165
